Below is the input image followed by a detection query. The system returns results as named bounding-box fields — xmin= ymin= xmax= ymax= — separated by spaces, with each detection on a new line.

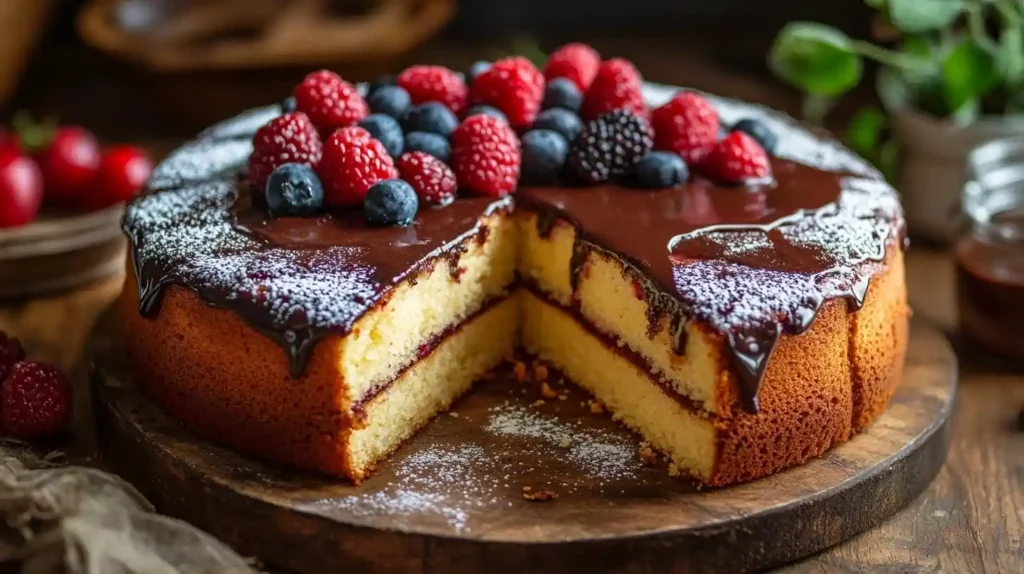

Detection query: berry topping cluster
xmin=245 ymin=45 xmax=778 ymax=226
xmin=0 ymin=330 xmax=72 ymax=440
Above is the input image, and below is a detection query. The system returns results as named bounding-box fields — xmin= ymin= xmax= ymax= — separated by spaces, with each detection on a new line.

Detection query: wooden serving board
xmin=90 ymin=311 xmax=956 ymax=574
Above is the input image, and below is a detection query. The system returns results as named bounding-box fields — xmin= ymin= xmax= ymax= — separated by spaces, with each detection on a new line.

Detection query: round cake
xmin=119 ymin=48 xmax=908 ymax=486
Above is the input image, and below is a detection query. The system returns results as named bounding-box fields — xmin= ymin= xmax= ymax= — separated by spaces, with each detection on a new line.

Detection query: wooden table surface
xmin=0 ymin=246 xmax=1020 ymax=572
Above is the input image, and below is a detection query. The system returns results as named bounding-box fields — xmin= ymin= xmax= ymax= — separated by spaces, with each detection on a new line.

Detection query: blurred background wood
xmin=0 ymin=0 xmax=56 ymax=109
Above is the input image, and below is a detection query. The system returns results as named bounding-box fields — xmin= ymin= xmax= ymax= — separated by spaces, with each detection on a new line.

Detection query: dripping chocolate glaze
xmin=123 ymin=86 xmax=904 ymax=410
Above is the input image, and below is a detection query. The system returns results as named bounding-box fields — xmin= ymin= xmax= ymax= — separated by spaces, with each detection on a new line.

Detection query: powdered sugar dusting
xmin=301 ymin=401 xmax=645 ymax=533
xmin=197 ymin=105 xmax=281 ymax=142
xmin=147 ymin=139 xmax=252 ymax=191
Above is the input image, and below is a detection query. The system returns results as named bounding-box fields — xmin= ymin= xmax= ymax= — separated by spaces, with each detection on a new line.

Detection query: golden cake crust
xmin=119 ymin=243 xmax=907 ymax=486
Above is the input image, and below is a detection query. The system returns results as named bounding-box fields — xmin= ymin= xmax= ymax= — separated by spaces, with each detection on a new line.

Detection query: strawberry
xmin=0 ymin=149 xmax=43 ymax=228
xmin=701 ymin=131 xmax=773 ymax=184
xmin=469 ymin=57 xmax=545 ymax=130
xmin=451 ymin=114 xmax=521 ymax=197
xmin=397 ymin=151 xmax=457 ymax=205
xmin=35 ymin=126 xmax=101 ymax=207
xmin=580 ymin=59 xmax=648 ymax=121
xmin=651 ymin=91 xmax=721 ymax=166
xmin=81 ymin=146 xmax=153 ymax=211
xmin=247 ymin=112 xmax=323 ymax=193
xmin=1 ymin=361 xmax=72 ymax=439
xmin=396 ymin=65 xmax=468 ymax=114
xmin=544 ymin=43 xmax=601 ymax=91
xmin=318 ymin=126 xmax=397 ymax=207
xmin=293 ymin=70 xmax=369 ymax=136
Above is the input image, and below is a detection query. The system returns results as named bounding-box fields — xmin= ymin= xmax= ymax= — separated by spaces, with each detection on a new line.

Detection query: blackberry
xmin=358 ymin=114 xmax=404 ymax=158
xmin=732 ymin=118 xmax=778 ymax=154
xmin=568 ymin=110 xmax=653 ymax=185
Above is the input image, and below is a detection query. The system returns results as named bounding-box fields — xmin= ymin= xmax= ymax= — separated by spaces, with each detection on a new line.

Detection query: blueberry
xmin=404 ymin=131 xmax=451 ymax=164
xmin=464 ymin=104 xmax=508 ymax=124
xmin=635 ymin=152 xmax=689 ymax=189
xmin=532 ymin=108 xmax=583 ymax=144
xmin=403 ymin=102 xmax=459 ymax=138
xmin=468 ymin=60 xmax=491 ymax=82
xmin=364 ymin=179 xmax=418 ymax=226
xmin=731 ymin=118 xmax=778 ymax=153
xmin=265 ymin=163 xmax=324 ymax=217
xmin=368 ymin=85 xmax=411 ymax=120
xmin=359 ymin=114 xmax=404 ymax=158
xmin=368 ymin=74 xmax=397 ymax=96
xmin=280 ymin=96 xmax=297 ymax=114
xmin=542 ymin=78 xmax=583 ymax=112
xmin=521 ymin=129 xmax=569 ymax=185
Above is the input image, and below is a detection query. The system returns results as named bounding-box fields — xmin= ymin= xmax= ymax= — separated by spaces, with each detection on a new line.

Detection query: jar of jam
xmin=955 ymin=135 xmax=1024 ymax=365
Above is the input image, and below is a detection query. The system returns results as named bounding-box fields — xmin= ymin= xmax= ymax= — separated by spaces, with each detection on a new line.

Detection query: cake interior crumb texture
xmin=122 ymin=202 xmax=907 ymax=485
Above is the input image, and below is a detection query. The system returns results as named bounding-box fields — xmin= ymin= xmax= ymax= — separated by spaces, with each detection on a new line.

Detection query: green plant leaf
xmin=845 ymin=107 xmax=887 ymax=158
xmin=942 ymin=37 xmax=1000 ymax=113
xmin=888 ymin=0 xmax=965 ymax=33
xmin=998 ymin=27 xmax=1024 ymax=86
xmin=877 ymin=66 xmax=914 ymax=112
xmin=866 ymin=0 xmax=887 ymax=9
xmin=769 ymin=22 xmax=863 ymax=96
xmin=878 ymin=138 xmax=900 ymax=183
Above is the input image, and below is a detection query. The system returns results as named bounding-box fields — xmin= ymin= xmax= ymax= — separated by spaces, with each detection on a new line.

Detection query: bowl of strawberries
xmin=0 ymin=116 xmax=152 ymax=298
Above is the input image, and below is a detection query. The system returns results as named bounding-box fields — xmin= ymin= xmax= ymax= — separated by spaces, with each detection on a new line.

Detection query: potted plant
xmin=769 ymin=0 xmax=1024 ymax=243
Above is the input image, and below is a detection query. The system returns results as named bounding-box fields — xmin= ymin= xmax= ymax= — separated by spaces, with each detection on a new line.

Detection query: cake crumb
xmin=668 ymin=463 xmax=680 ymax=477
xmin=522 ymin=489 xmax=559 ymax=502
xmin=531 ymin=399 xmax=546 ymax=407
xmin=558 ymin=394 xmax=567 ymax=401
xmin=534 ymin=363 xmax=549 ymax=382
xmin=450 ymin=412 xmax=459 ymax=418
xmin=539 ymin=382 xmax=558 ymax=399
xmin=559 ymin=437 xmax=571 ymax=448
xmin=513 ymin=361 xmax=529 ymax=382
xmin=588 ymin=400 xmax=605 ymax=414
xmin=521 ymin=485 xmax=532 ymax=492
xmin=638 ymin=443 xmax=657 ymax=465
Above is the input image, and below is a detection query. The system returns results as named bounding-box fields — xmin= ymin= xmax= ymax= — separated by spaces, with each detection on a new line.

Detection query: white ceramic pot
xmin=894 ymin=109 xmax=1024 ymax=244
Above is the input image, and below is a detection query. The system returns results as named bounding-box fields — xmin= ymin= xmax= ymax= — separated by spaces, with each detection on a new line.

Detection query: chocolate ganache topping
xmin=123 ymin=84 xmax=904 ymax=411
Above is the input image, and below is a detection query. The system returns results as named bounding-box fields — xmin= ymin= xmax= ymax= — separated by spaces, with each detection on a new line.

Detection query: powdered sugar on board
xmin=296 ymin=387 xmax=652 ymax=534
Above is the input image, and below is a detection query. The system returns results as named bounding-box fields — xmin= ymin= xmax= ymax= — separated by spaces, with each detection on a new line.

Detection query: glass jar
xmin=955 ymin=135 xmax=1024 ymax=365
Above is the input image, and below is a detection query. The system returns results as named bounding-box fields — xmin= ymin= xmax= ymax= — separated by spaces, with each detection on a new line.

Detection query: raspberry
xmin=396 ymin=65 xmax=468 ymax=114
xmin=247 ymin=112 xmax=323 ymax=192
xmin=1 ymin=361 xmax=72 ymax=439
xmin=701 ymin=131 xmax=773 ymax=185
xmin=569 ymin=110 xmax=653 ymax=184
xmin=544 ymin=43 xmax=601 ymax=91
xmin=293 ymin=70 xmax=369 ymax=136
xmin=651 ymin=91 xmax=721 ymax=166
xmin=469 ymin=57 xmax=545 ymax=130
xmin=0 ymin=331 xmax=25 ymax=381
xmin=318 ymin=126 xmax=397 ymax=207
xmin=397 ymin=152 xmax=457 ymax=205
xmin=581 ymin=59 xmax=648 ymax=121
xmin=452 ymin=115 xmax=521 ymax=197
